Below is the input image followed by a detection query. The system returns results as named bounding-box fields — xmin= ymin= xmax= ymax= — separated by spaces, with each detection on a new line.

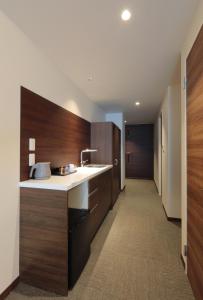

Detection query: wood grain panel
xmin=91 ymin=122 xmax=113 ymax=164
xmin=20 ymin=188 xmax=68 ymax=295
xmin=125 ymin=124 xmax=154 ymax=179
xmin=91 ymin=122 xmax=121 ymax=207
xmin=187 ymin=25 xmax=203 ymax=300
xmin=87 ymin=170 xmax=112 ymax=242
xmin=20 ymin=87 xmax=90 ymax=180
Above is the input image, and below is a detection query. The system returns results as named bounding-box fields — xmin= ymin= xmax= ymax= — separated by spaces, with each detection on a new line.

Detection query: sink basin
xmin=86 ymin=164 xmax=106 ymax=168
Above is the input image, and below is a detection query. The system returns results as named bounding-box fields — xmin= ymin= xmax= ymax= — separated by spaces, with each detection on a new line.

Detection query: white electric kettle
xmin=29 ymin=162 xmax=51 ymax=180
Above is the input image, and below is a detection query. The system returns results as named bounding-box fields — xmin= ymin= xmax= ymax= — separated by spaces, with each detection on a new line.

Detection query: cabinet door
xmin=87 ymin=170 xmax=112 ymax=241
xmin=68 ymin=209 xmax=90 ymax=288
xmin=90 ymin=122 xmax=112 ymax=164
xmin=99 ymin=170 xmax=112 ymax=217
xmin=112 ymin=125 xmax=121 ymax=206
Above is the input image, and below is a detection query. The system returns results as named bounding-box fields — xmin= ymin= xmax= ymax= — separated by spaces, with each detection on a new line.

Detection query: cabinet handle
xmin=88 ymin=188 xmax=98 ymax=197
xmin=90 ymin=203 xmax=98 ymax=214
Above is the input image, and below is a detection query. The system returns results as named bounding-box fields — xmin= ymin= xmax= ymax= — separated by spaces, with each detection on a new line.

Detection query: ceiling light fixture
xmin=124 ymin=120 xmax=127 ymax=123
xmin=135 ymin=102 xmax=140 ymax=106
xmin=121 ymin=9 xmax=131 ymax=21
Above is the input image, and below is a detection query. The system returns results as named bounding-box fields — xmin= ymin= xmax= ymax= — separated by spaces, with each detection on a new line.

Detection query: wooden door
xmin=187 ymin=25 xmax=203 ymax=300
xmin=125 ymin=125 xmax=154 ymax=179
xmin=112 ymin=125 xmax=121 ymax=205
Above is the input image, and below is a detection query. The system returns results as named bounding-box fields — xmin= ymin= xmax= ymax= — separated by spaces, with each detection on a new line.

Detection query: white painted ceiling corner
xmin=0 ymin=0 xmax=199 ymax=123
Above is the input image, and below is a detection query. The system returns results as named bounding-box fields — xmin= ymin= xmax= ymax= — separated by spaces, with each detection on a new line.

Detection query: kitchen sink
xmin=86 ymin=164 xmax=106 ymax=168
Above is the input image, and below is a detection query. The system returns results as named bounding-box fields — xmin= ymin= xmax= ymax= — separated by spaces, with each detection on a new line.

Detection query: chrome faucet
xmin=80 ymin=149 xmax=98 ymax=167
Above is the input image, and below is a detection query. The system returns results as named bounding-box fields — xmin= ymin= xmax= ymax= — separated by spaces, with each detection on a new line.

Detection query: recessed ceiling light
xmin=121 ymin=9 xmax=131 ymax=21
xmin=124 ymin=120 xmax=127 ymax=123
xmin=135 ymin=102 xmax=140 ymax=106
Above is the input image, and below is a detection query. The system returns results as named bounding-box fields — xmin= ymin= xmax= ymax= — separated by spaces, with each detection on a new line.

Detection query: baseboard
xmin=180 ymin=254 xmax=186 ymax=270
xmin=167 ymin=216 xmax=181 ymax=222
xmin=121 ymin=185 xmax=126 ymax=192
xmin=162 ymin=204 xmax=181 ymax=222
xmin=154 ymin=180 xmax=159 ymax=193
xmin=153 ymin=180 xmax=161 ymax=195
xmin=0 ymin=277 xmax=19 ymax=300
xmin=126 ymin=177 xmax=153 ymax=180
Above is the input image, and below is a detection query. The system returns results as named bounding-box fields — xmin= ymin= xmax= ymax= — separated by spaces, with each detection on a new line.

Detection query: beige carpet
xmin=8 ymin=180 xmax=194 ymax=300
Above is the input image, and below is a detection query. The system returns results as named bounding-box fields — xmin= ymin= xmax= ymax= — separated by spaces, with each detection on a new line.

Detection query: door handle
xmin=114 ymin=158 xmax=118 ymax=166
xmin=126 ymin=152 xmax=130 ymax=163
xmin=88 ymin=188 xmax=98 ymax=197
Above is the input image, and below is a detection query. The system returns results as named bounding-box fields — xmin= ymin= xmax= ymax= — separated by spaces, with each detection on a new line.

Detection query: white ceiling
xmin=0 ymin=0 xmax=199 ymax=123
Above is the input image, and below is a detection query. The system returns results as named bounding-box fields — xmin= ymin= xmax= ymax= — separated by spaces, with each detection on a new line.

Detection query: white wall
xmin=105 ymin=113 xmax=125 ymax=190
xmin=0 ymin=11 xmax=105 ymax=294
xmin=180 ymin=0 xmax=203 ymax=268
xmin=154 ymin=82 xmax=181 ymax=219
xmin=168 ymin=84 xmax=181 ymax=218
xmin=153 ymin=119 xmax=159 ymax=189
xmin=161 ymin=91 xmax=169 ymax=211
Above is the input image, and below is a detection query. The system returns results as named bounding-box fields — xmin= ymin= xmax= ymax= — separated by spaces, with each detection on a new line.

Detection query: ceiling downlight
xmin=121 ymin=9 xmax=131 ymax=21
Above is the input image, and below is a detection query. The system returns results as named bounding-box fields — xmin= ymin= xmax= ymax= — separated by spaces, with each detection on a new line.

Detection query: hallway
xmin=9 ymin=180 xmax=194 ymax=300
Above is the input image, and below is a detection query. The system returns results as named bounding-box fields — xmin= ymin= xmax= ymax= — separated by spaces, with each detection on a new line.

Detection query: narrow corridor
xmin=9 ymin=180 xmax=194 ymax=300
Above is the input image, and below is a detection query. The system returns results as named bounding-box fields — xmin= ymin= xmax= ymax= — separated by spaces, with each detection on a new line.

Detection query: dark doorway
xmin=125 ymin=124 xmax=154 ymax=179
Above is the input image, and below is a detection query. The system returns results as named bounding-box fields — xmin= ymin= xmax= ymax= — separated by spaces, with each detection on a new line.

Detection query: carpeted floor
xmin=8 ymin=180 xmax=194 ymax=300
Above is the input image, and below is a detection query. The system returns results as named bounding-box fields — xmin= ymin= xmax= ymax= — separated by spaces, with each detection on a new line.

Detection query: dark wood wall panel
xmin=125 ymin=124 xmax=154 ymax=179
xmin=20 ymin=87 xmax=90 ymax=180
xmin=187 ymin=25 xmax=203 ymax=300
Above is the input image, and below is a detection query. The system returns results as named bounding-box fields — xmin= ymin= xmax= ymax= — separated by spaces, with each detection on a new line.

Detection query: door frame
xmin=158 ymin=114 xmax=162 ymax=196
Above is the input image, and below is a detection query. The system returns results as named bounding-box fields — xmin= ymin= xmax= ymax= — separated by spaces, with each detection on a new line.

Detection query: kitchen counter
xmin=19 ymin=165 xmax=113 ymax=191
xmin=20 ymin=165 xmax=113 ymax=294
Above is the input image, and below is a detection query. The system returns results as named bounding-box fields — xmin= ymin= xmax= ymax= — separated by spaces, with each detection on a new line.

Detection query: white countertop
xmin=19 ymin=165 xmax=112 ymax=191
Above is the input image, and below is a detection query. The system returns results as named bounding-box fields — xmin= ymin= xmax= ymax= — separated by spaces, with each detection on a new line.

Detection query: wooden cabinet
xmin=20 ymin=169 xmax=112 ymax=294
xmin=68 ymin=169 xmax=112 ymax=288
xmin=91 ymin=122 xmax=121 ymax=207
xmin=20 ymin=188 xmax=69 ymax=295
xmin=68 ymin=209 xmax=90 ymax=289
xmin=68 ymin=170 xmax=112 ymax=288
xmin=87 ymin=169 xmax=112 ymax=242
